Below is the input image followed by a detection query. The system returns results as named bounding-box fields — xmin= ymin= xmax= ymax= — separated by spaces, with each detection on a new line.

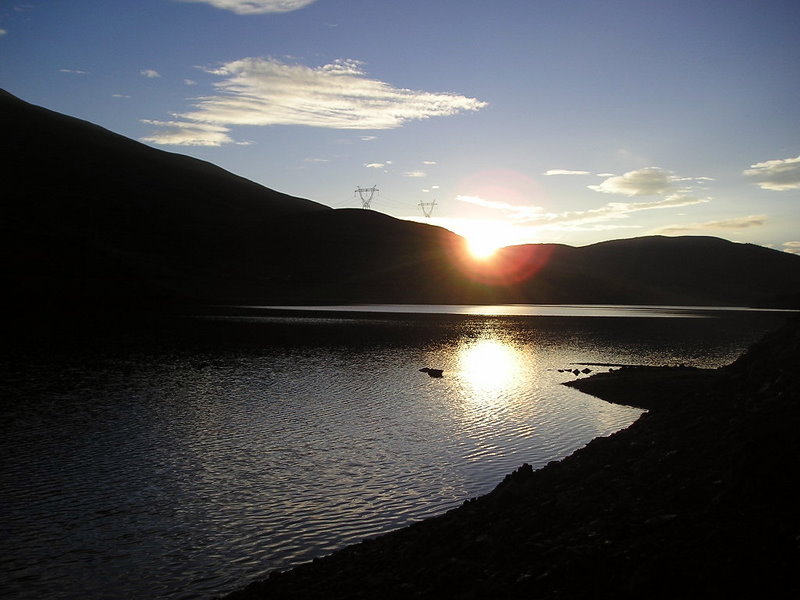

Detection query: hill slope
xmin=1 ymin=89 xmax=331 ymax=305
xmin=508 ymin=236 xmax=800 ymax=307
xmin=2 ymin=89 xmax=474 ymax=308
xmin=3 ymin=89 xmax=800 ymax=310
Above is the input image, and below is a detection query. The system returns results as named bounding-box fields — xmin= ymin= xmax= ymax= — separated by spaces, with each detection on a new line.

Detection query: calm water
xmin=0 ymin=305 xmax=791 ymax=599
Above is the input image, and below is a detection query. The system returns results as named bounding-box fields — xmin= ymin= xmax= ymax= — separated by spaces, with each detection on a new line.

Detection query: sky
xmin=2 ymin=0 xmax=799 ymax=253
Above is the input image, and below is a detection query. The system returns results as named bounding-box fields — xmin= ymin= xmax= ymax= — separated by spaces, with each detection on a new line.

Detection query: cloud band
xmin=143 ymin=57 xmax=487 ymax=145
xmin=176 ymin=0 xmax=318 ymax=14
xmin=744 ymin=156 xmax=800 ymax=191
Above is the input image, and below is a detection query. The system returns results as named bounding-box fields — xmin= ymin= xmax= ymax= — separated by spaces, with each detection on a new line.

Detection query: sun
xmin=466 ymin=236 xmax=503 ymax=260
xmin=463 ymin=224 xmax=511 ymax=260
xmin=445 ymin=218 xmax=553 ymax=285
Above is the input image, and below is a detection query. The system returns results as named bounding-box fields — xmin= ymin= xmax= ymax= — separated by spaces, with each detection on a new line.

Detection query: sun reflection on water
xmin=453 ymin=336 xmax=535 ymax=465
xmin=458 ymin=338 xmax=524 ymax=398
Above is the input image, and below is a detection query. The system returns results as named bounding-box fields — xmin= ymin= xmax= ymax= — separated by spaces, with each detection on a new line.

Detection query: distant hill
xmin=505 ymin=236 xmax=800 ymax=307
xmin=3 ymin=89 xmax=800 ymax=311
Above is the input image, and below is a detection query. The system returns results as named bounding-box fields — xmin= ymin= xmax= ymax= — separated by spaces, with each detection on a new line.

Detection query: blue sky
xmin=2 ymin=0 xmax=799 ymax=252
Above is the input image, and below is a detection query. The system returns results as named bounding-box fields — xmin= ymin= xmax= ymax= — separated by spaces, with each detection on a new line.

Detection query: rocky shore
xmin=221 ymin=318 xmax=800 ymax=599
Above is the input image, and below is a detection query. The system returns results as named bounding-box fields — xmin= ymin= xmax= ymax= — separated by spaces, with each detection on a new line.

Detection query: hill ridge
xmin=3 ymin=90 xmax=800 ymax=310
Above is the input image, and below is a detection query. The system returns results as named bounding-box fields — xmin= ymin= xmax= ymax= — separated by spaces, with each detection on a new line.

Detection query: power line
xmin=354 ymin=185 xmax=379 ymax=209
xmin=418 ymin=198 xmax=437 ymax=218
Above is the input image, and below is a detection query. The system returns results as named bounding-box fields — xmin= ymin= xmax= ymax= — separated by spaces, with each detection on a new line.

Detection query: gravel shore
xmin=221 ymin=318 xmax=800 ymax=599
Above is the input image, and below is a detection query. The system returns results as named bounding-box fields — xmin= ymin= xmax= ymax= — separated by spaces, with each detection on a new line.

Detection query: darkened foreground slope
xmin=220 ymin=317 xmax=800 ymax=600
xmin=1 ymin=89 xmax=478 ymax=308
xmin=3 ymin=89 xmax=800 ymax=310
xmin=0 ymin=88 xmax=329 ymax=306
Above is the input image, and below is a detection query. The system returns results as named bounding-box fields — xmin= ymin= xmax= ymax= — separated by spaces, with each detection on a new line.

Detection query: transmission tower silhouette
xmin=354 ymin=185 xmax=379 ymax=209
xmin=418 ymin=198 xmax=437 ymax=218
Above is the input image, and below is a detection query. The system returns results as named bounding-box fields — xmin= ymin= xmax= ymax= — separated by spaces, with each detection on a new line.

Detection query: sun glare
xmin=462 ymin=223 xmax=513 ymax=260
xmin=467 ymin=236 xmax=502 ymax=259
xmin=459 ymin=338 xmax=521 ymax=396
xmin=443 ymin=218 xmax=553 ymax=285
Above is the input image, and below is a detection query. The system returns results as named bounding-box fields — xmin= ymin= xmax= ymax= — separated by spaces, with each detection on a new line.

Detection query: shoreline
xmin=219 ymin=318 xmax=799 ymax=599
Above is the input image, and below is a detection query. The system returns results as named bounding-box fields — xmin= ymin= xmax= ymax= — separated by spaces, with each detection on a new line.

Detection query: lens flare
xmin=452 ymin=239 xmax=555 ymax=287
xmin=465 ymin=234 xmax=504 ymax=260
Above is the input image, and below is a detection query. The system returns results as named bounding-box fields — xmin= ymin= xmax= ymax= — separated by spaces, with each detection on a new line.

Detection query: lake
xmin=0 ymin=305 xmax=791 ymax=599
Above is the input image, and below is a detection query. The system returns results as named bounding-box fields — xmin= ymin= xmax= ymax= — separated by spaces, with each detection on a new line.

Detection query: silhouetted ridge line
xmin=3 ymin=89 xmax=800 ymax=312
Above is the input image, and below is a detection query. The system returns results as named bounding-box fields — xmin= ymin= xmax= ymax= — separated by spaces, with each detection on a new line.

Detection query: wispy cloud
xmin=784 ymin=241 xmax=800 ymax=255
xmin=743 ymin=156 xmax=800 ymax=191
xmin=175 ymin=0 xmax=317 ymax=14
xmin=651 ymin=215 xmax=766 ymax=235
xmin=112 ymin=93 xmax=130 ymax=98
xmin=454 ymin=164 xmax=714 ymax=236
xmin=140 ymin=119 xmax=234 ymax=146
xmin=0 ymin=29 xmax=8 ymax=36
xmin=423 ymin=160 xmax=437 ymax=165
xmin=545 ymin=196 xmax=711 ymax=230
xmin=360 ymin=135 xmax=377 ymax=141
xmin=456 ymin=193 xmax=710 ymax=232
xmin=456 ymin=195 xmax=545 ymax=221
xmin=143 ymin=57 xmax=487 ymax=145
xmin=364 ymin=162 xmax=385 ymax=169
xmin=589 ymin=167 xmax=676 ymax=196
xmin=140 ymin=69 xmax=161 ymax=78
xmin=184 ymin=79 xmax=197 ymax=85
xmin=59 ymin=68 xmax=89 ymax=75
xmin=675 ymin=176 xmax=715 ymax=182
xmin=586 ymin=167 xmax=717 ymax=231
xmin=543 ymin=169 xmax=590 ymax=176
xmin=403 ymin=171 xmax=426 ymax=178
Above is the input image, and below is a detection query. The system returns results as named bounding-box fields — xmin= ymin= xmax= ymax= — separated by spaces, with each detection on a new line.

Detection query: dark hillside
xmin=508 ymin=236 xmax=800 ymax=307
xmin=573 ymin=236 xmax=800 ymax=306
xmin=253 ymin=209 xmax=468 ymax=304
xmin=0 ymin=89 xmax=329 ymax=306
xmin=1 ymin=89 xmax=325 ymax=223
xmin=3 ymin=89 xmax=800 ymax=311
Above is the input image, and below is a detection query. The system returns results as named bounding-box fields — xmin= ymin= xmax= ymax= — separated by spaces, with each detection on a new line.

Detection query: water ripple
xmin=2 ymin=311 xmax=780 ymax=599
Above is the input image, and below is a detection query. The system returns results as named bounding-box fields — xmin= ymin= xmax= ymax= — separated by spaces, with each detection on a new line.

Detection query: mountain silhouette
xmin=504 ymin=236 xmax=800 ymax=307
xmin=3 ymin=89 xmax=800 ymax=311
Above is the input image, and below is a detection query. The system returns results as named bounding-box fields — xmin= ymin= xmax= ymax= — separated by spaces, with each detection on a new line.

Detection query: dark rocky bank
xmin=220 ymin=317 xmax=800 ymax=600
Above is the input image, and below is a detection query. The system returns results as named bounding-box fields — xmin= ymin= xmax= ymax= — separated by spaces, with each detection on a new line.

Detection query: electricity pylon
xmin=354 ymin=186 xmax=379 ymax=209
xmin=419 ymin=198 xmax=437 ymax=218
